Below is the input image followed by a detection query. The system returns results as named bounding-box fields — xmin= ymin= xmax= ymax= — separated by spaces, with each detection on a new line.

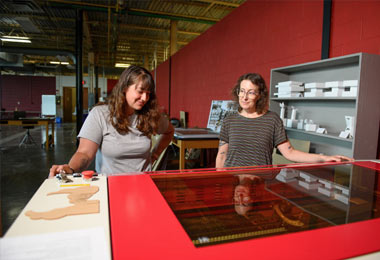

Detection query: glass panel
xmin=151 ymin=163 xmax=380 ymax=247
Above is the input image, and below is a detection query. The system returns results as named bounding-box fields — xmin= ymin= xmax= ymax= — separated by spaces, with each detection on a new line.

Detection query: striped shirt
xmin=219 ymin=111 xmax=287 ymax=167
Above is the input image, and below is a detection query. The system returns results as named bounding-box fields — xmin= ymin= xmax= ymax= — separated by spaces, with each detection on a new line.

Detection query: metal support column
xmin=321 ymin=0 xmax=332 ymax=59
xmin=75 ymin=9 xmax=84 ymax=138
xmin=95 ymin=65 xmax=99 ymax=103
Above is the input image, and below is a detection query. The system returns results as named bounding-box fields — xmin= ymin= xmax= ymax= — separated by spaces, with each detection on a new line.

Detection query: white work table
xmin=1 ymin=175 xmax=111 ymax=260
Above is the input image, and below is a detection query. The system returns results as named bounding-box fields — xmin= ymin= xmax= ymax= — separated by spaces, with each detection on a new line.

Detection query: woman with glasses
xmin=215 ymin=73 xmax=352 ymax=168
xmin=49 ymin=65 xmax=174 ymax=176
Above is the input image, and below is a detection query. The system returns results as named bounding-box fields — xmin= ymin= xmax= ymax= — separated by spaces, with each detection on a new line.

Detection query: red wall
xmin=330 ymin=0 xmax=380 ymax=56
xmin=154 ymin=59 xmax=170 ymax=114
xmin=154 ymin=0 xmax=380 ymax=157
xmin=0 ymin=75 xmax=55 ymax=112
xmin=163 ymin=0 xmax=324 ymax=126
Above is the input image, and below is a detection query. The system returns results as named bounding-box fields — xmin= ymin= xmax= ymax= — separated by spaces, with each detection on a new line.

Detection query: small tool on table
xmin=56 ymin=170 xmax=73 ymax=183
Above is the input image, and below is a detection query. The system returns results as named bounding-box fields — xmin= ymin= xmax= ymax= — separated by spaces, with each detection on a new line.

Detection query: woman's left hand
xmin=321 ymin=155 xmax=354 ymax=162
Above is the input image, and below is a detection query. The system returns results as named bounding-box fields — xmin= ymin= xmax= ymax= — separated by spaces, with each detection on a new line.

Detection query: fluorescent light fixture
xmin=49 ymin=61 xmax=70 ymax=65
xmin=1 ymin=38 xmax=31 ymax=43
xmin=0 ymin=35 xmax=31 ymax=43
xmin=115 ymin=63 xmax=130 ymax=68
xmin=2 ymin=36 xmax=30 ymax=39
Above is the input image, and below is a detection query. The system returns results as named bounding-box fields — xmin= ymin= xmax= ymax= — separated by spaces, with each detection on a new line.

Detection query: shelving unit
xmin=284 ymin=127 xmax=352 ymax=144
xmin=265 ymin=164 xmax=376 ymax=225
xmin=269 ymin=53 xmax=380 ymax=159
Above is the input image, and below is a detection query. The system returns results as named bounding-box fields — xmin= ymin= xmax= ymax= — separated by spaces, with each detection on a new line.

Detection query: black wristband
xmin=69 ymin=167 xmax=75 ymax=174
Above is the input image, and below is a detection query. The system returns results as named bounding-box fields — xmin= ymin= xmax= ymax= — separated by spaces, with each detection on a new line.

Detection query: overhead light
xmin=0 ymin=35 xmax=31 ymax=43
xmin=49 ymin=61 xmax=69 ymax=65
xmin=1 ymin=38 xmax=32 ymax=43
xmin=115 ymin=63 xmax=130 ymax=68
xmin=2 ymin=36 xmax=30 ymax=39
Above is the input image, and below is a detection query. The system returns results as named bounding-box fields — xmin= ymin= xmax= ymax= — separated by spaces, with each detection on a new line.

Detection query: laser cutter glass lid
xmin=151 ymin=163 xmax=380 ymax=247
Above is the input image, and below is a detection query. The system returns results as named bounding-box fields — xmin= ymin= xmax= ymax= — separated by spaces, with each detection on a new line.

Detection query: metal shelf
xmin=271 ymin=97 xmax=356 ymax=101
xmin=285 ymin=127 xmax=353 ymax=143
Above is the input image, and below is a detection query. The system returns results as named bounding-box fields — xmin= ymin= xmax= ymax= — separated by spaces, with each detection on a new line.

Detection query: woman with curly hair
xmin=216 ymin=73 xmax=352 ymax=168
xmin=50 ymin=65 xmax=174 ymax=176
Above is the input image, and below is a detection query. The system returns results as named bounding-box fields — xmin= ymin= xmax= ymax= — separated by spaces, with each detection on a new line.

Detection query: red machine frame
xmin=108 ymin=161 xmax=380 ymax=259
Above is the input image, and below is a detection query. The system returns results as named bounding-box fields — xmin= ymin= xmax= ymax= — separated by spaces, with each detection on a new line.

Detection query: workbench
xmin=3 ymin=161 xmax=380 ymax=260
xmin=172 ymin=137 xmax=219 ymax=169
xmin=0 ymin=118 xmax=55 ymax=149
xmin=3 ymin=176 xmax=111 ymax=260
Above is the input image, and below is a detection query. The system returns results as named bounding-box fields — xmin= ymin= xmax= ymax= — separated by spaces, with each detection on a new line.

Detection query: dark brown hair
xmin=231 ymin=73 xmax=269 ymax=114
xmin=107 ymin=65 xmax=161 ymax=137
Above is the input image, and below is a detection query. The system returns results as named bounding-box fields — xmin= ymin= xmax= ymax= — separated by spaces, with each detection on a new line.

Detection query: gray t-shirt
xmin=78 ymin=105 xmax=169 ymax=175
xmin=219 ymin=111 xmax=287 ymax=167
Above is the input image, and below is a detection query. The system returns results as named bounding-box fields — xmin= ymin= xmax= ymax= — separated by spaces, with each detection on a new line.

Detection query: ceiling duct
xmin=0 ymin=52 xmax=24 ymax=67
xmin=5 ymin=0 xmax=43 ymax=13
xmin=56 ymin=55 xmax=68 ymax=62
xmin=14 ymin=17 xmax=41 ymax=33
xmin=0 ymin=46 xmax=76 ymax=64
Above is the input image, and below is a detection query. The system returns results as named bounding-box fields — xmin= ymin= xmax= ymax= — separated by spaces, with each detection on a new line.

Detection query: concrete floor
xmin=0 ymin=122 xmax=79 ymax=236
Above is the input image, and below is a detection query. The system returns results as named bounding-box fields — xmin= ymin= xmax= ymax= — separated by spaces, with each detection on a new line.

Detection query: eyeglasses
xmin=237 ymin=89 xmax=258 ymax=99
xmin=233 ymin=195 xmax=252 ymax=207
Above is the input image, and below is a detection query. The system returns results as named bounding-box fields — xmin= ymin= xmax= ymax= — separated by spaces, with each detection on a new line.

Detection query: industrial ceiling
xmin=0 ymin=0 xmax=244 ymax=78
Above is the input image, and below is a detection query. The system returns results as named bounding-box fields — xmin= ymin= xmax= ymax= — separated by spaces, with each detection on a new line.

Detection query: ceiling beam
xmin=91 ymin=33 xmax=189 ymax=45
xmin=0 ymin=15 xmax=203 ymax=37
xmin=118 ymin=24 xmax=201 ymax=36
xmin=200 ymin=2 xmax=216 ymax=17
xmin=127 ymin=8 xmax=218 ymax=24
xmin=196 ymin=0 xmax=240 ymax=8
xmin=46 ymin=0 xmax=219 ymax=24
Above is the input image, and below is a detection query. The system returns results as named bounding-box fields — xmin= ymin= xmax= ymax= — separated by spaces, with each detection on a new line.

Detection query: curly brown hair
xmin=107 ymin=65 xmax=161 ymax=137
xmin=231 ymin=73 xmax=269 ymax=114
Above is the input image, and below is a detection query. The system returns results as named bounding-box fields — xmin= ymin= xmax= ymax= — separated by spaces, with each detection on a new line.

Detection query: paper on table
xmin=0 ymin=227 xmax=110 ymax=260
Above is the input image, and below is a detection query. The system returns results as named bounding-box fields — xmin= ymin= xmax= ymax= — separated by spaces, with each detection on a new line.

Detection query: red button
xmin=82 ymin=170 xmax=95 ymax=179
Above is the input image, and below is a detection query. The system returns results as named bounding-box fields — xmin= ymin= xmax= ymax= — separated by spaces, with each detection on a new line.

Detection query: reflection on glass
xmin=151 ymin=163 xmax=379 ymax=247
